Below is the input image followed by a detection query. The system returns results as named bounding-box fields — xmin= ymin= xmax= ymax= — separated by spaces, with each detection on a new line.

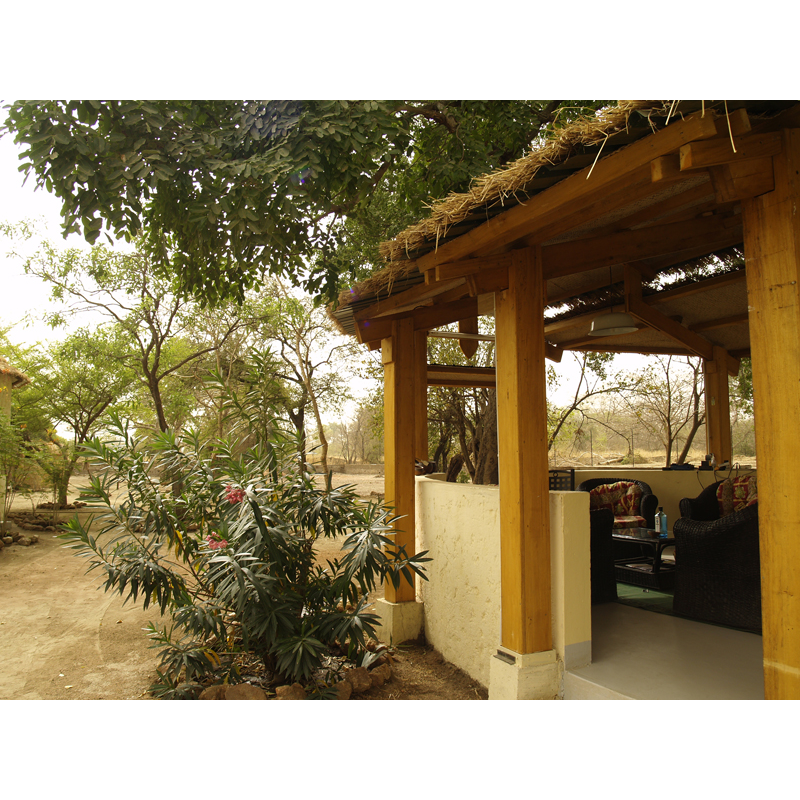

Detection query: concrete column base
xmin=488 ymin=646 xmax=562 ymax=699
xmin=374 ymin=598 xmax=424 ymax=645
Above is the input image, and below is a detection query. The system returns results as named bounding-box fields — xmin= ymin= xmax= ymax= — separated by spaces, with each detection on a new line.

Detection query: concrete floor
xmin=564 ymin=602 xmax=765 ymax=700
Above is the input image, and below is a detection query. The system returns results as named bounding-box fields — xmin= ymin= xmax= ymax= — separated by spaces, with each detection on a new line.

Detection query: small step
xmin=563 ymin=671 xmax=634 ymax=700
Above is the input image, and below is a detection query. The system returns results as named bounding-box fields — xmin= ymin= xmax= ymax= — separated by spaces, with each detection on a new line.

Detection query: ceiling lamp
xmin=587 ymin=311 xmax=638 ymax=337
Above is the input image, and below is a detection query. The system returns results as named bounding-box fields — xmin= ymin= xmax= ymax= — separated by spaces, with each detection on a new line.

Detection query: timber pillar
xmin=704 ymin=345 xmax=733 ymax=465
xmin=743 ymin=127 xmax=800 ymax=699
xmin=489 ymin=247 xmax=559 ymax=699
xmin=375 ymin=318 xmax=424 ymax=644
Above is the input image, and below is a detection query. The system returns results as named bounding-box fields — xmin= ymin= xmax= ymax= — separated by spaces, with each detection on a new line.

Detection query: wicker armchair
xmin=673 ymin=482 xmax=761 ymax=633
xmin=590 ymin=508 xmax=617 ymax=604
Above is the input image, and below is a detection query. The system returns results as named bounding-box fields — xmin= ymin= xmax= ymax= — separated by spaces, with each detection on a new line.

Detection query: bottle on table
xmin=656 ymin=506 xmax=668 ymax=537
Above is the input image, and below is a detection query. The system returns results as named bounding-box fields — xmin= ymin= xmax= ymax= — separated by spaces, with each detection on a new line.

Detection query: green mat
xmin=614 ymin=583 xmax=675 ymax=616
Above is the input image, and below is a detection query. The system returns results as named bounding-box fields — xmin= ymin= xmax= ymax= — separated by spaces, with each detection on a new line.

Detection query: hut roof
xmin=0 ymin=356 xmax=30 ymax=389
xmin=330 ymin=99 xmax=800 ymax=363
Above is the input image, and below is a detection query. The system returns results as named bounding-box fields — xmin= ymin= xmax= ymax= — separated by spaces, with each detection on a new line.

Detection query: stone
xmin=2 ymin=537 xmax=12 ymax=546
xmin=372 ymin=663 xmax=393 ymax=684
xmin=333 ymin=680 xmax=352 ymax=700
xmin=226 ymin=683 xmax=267 ymax=700
xmin=345 ymin=667 xmax=372 ymax=694
xmin=369 ymin=669 xmax=386 ymax=688
xmin=17 ymin=537 xmax=32 ymax=547
xmin=198 ymin=685 xmax=228 ymax=700
xmin=275 ymin=683 xmax=307 ymax=700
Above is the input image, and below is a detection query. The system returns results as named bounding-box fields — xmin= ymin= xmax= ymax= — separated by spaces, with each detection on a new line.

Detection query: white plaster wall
xmin=416 ymin=477 xmax=593 ymax=691
xmin=416 ymin=476 xmax=501 ymax=689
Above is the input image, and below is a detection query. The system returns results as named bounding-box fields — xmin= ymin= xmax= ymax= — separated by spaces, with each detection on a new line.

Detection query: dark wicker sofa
xmin=576 ymin=478 xmax=659 ymax=529
xmin=673 ymin=480 xmax=762 ymax=633
xmin=577 ymin=478 xmax=659 ymax=563
xmin=590 ymin=508 xmax=617 ymax=604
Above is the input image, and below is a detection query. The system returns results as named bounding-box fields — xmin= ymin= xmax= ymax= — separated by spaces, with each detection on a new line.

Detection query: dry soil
xmin=0 ymin=471 xmax=486 ymax=700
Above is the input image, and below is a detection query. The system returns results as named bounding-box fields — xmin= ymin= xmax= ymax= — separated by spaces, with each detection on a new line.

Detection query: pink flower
xmin=224 ymin=484 xmax=246 ymax=504
xmin=205 ymin=534 xmax=228 ymax=550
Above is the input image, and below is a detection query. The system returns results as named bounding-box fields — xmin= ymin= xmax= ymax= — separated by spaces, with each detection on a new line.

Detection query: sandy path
xmin=0 ymin=529 xmax=168 ymax=699
xmin=0 ymin=470 xmax=386 ymax=700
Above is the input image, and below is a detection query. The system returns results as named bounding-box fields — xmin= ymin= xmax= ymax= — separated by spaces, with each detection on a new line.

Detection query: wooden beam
xmin=357 ymin=296 xmax=480 ymax=346
xmin=708 ymin=157 xmax=775 ymax=203
xmin=704 ymin=345 xmax=733 ymax=464
xmin=353 ymin=277 xmax=463 ymax=320
xmin=466 ymin=264 xmax=510 ymax=297
xmin=411 ymin=296 xmax=479 ymax=331
xmin=624 ymin=265 xmax=714 ymax=360
xmin=679 ymin=131 xmax=782 ymax=171
xmin=427 ymin=365 xmax=496 ymax=388
xmin=545 ymin=341 xmax=563 ymax=363
xmin=415 ymin=330 xmax=429 ymax=460
xmin=542 ymin=213 xmax=742 ymax=280
xmin=412 ymin=111 xmax=720 ymax=270
xmin=433 ymin=252 xmax=514 ymax=280
xmin=495 ymin=246 xmax=552 ymax=654
xmin=689 ymin=313 xmax=749 ymax=333
xmin=647 ymin=268 xmax=747 ymax=304
xmin=382 ymin=319 xmax=417 ymax=603
xmin=650 ymin=154 xmax=705 ymax=182
xmin=458 ymin=316 xmax=480 ymax=359
xmin=743 ymin=127 xmax=800 ymax=698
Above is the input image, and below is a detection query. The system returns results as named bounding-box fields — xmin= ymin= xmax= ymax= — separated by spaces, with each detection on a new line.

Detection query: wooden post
xmin=414 ymin=330 xmax=429 ymax=461
xmin=382 ymin=318 xmax=417 ymax=603
xmin=494 ymin=247 xmax=552 ymax=654
xmin=704 ymin=345 xmax=733 ymax=465
xmin=743 ymin=127 xmax=800 ymax=699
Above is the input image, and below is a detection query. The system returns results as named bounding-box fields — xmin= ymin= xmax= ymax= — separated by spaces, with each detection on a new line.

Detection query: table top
xmin=612 ymin=526 xmax=674 ymax=543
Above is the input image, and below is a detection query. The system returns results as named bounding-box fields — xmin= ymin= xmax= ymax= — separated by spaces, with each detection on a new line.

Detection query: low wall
xmin=416 ymin=476 xmax=592 ymax=691
xmin=416 ymin=476 xmax=501 ymax=688
xmin=331 ymin=464 xmax=384 ymax=475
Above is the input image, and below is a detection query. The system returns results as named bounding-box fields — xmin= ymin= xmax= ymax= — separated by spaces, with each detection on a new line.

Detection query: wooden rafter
xmin=409 ymin=111 xmax=720 ymax=270
xmin=541 ymin=213 xmax=742 ymax=280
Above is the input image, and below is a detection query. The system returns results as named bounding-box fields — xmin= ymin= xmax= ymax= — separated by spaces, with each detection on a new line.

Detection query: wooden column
xmin=743 ymin=127 xmax=800 ymax=699
xmin=704 ymin=345 xmax=733 ymax=465
xmin=414 ymin=330 xmax=429 ymax=461
xmin=495 ymin=247 xmax=552 ymax=654
xmin=382 ymin=318 xmax=416 ymax=603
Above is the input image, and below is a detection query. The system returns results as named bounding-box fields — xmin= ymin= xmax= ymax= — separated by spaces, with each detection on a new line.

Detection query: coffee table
xmin=612 ymin=527 xmax=675 ymax=590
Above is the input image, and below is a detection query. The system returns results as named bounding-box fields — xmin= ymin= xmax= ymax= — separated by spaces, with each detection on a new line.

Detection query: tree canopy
xmin=1 ymin=100 xmax=600 ymax=304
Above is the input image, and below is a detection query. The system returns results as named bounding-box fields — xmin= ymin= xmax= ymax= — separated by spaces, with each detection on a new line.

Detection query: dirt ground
xmin=0 ymin=471 xmax=487 ymax=700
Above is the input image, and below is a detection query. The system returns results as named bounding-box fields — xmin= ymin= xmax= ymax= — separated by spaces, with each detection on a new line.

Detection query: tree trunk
xmin=473 ymin=390 xmax=499 ymax=484
xmin=445 ymin=453 xmax=464 ymax=482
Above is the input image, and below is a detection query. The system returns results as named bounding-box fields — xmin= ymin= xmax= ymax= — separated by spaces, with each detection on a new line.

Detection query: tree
xmin=18 ymin=328 xmax=135 ymax=504
xmin=7 ymin=227 xmax=241 ymax=433
xmin=252 ymin=281 xmax=360 ymax=476
xmin=2 ymin=101 xmax=602 ymax=303
xmin=618 ymin=356 xmax=706 ymax=467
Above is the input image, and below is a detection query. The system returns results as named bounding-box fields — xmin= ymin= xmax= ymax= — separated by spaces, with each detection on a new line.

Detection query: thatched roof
xmin=378 ymin=101 xmax=668 ymax=265
xmin=332 ymin=99 xmax=795 ymax=322
xmin=0 ymin=356 xmax=30 ymax=388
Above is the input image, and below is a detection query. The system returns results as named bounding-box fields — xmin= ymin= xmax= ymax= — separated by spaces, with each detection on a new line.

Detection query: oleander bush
xmin=61 ymin=415 xmax=429 ymax=698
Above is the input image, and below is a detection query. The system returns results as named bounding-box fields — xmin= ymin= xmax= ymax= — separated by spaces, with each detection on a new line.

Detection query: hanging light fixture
xmin=587 ymin=311 xmax=638 ymax=336
xmin=587 ymin=266 xmax=639 ymax=336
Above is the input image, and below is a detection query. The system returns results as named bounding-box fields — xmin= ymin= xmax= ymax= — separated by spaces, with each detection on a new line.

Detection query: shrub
xmin=61 ymin=417 xmax=429 ymax=698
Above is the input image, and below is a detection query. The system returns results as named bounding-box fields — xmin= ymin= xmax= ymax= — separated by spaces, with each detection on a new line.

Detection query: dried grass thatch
xmin=334 ymin=101 xmax=671 ymax=314
xmin=0 ymin=356 xmax=30 ymax=388
xmin=378 ymin=101 xmax=671 ymax=265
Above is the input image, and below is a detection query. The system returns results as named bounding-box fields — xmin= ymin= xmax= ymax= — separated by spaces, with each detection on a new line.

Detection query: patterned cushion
xmin=716 ymin=475 xmax=758 ymax=516
xmin=589 ymin=481 xmax=643 ymax=518
xmin=613 ymin=515 xmax=647 ymax=529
